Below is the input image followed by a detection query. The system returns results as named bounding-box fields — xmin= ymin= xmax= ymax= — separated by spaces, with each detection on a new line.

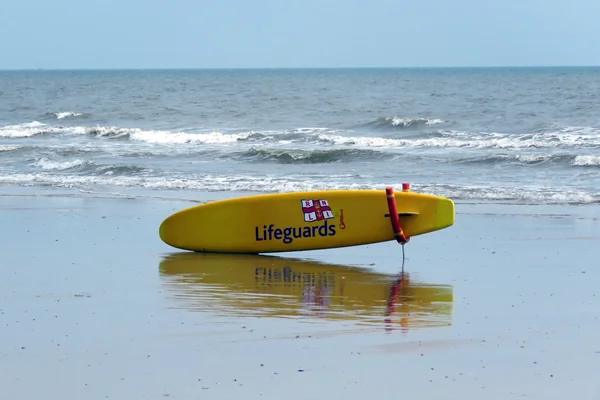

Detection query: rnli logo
xmin=301 ymin=199 xmax=334 ymax=222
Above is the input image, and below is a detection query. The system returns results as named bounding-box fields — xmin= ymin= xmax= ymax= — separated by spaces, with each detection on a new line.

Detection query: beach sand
xmin=1 ymin=191 xmax=599 ymax=399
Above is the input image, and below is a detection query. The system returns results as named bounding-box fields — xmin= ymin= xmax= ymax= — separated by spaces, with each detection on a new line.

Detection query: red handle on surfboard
xmin=386 ymin=186 xmax=409 ymax=244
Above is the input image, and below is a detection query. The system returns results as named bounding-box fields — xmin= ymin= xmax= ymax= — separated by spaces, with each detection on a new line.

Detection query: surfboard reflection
xmin=158 ymin=253 xmax=453 ymax=331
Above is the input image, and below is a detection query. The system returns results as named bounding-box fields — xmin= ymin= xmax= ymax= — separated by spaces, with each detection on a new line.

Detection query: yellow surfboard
xmin=159 ymin=252 xmax=453 ymax=329
xmin=159 ymin=186 xmax=454 ymax=253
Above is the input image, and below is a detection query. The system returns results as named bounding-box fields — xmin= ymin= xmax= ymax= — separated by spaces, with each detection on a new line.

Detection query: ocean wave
xmin=1 ymin=173 xmax=598 ymax=205
xmin=78 ymin=126 xmax=253 ymax=144
xmin=237 ymin=147 xmax=387 ymax=164
xmin=76 ymin=125 xmax=346 ymax=145
xmin=0 ymin=145 xmax=26 ymax=152
xmin=0 ymin=121 xmax=71 ymax=138
xmin=52 ymin=146 xmax=105 ymax=157
xmin=451 ymin=153 xmax=598 ymax=167
xmin=0 ymin=121 xmax=255 ymax=143
xmin=318 ymin=128 xmax=600 ymax=149
xmin=30 ymin=157 xmax=148 ymax=175
xmin=39 ymin=111 xmax=87 ymax=120
xmin=55 ymin=111 xmax=85 ymax=119
xmin=31 ymin=157 xmax=90 ymax=171
xmin=0 ymin=121 xmax=342 ymax=145
xmin=94 ymin=165 xmax=149 ymax=175
xmin=365 ymin=116 xmax=445 ymax=130
xmin=4 ymin=121 xmax=600 ymax=153
xmin=573 ymin=155 xmax=600 ymax=166
xmin=419 ymin=184 xmax=600 ymax=205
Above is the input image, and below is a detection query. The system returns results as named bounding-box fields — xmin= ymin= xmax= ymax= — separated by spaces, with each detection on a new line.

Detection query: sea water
xmin=1 ymin=67 xmax=599 ymax=204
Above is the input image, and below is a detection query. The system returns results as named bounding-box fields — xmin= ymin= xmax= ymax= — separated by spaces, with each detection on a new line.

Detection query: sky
xmin=1 ymin=0 xmax=599 ymax=69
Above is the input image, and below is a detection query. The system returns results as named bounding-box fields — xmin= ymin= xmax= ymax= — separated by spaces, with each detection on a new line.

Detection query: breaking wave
xmin=364 ymin=116 xmax=445 ymax=130
xmin=0 ymin=121 xmax=257 ymax=143
xmin=450 ymin=153 xmax=600 ymax=167
xmin=318 ymin=128 xmax=600 ymax=149
xmin=420 ymin=184 xmax=600 ymax=205
xmin=29 ymin=157 xmax=148 ymax=175
xmin=0 ymin=145 xmax=26 ymax=152
xmin=237 ymin=147 xmax=389 ymax=164
xmin=39 ymin=111 xmax=87 ymax=120
xmin=0 ymin=121 xmax=71 ymax=138
xmin=3 ymin=121 xmax=599 ymax=152
xmin=31 ymin=157 xmax=90 ymax=171
xmin=0 ymin=173 xmax=598 ymax=205
xmin=78 ymin=126 xmax=341 ymax=145
xmin=79 ymin=126 xmax=254 ymax=144
xmin=573 ymin=155 xmax=600 ymax=166
xmin=55 ymin=111 xmax=85 ymax=119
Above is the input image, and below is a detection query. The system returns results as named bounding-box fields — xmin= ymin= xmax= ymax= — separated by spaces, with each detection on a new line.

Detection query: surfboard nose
xmin=159 ymin=213 xmax=187 ymax=250
xmin=159 ymin=216 xmax=175 ymax=246
xmin=435 ymin=197 xmax=455 ymax=230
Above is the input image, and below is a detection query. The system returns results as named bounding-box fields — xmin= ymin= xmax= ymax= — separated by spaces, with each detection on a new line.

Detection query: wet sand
xmin=1 ymin=192 xmax=599 ymax=399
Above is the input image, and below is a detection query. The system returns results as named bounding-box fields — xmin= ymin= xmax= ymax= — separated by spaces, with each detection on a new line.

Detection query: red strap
xmin=385 ymin=186 xmax=408 ymax=244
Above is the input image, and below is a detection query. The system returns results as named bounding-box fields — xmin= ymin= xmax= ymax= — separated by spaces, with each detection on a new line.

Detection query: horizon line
xmin=1 ymin=65 xmax=599 ymax=72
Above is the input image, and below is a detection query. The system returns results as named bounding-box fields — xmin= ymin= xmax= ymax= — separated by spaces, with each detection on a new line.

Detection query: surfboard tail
xmin=435 ymin=196 xmax=455 ymax=231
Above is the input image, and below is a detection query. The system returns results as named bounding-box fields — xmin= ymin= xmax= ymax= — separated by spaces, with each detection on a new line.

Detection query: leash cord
xmin=401 ymin=243 xmax=406 ymax=273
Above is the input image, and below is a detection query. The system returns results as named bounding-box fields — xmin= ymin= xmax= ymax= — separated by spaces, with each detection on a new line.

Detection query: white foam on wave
xmin=292 ymin=127 xmax=331 ymax=133
xmin=553 ymin=125 xmax=599 ymax=135
xmin=0 ymin=121 xmax=71 ymax=138
xmin=0 ymin=173 xmax=359 ymax=192
xmin=31 ymin=157 xmax=88 ymax=171
xmin=573 ymin=155 xmax=600 ymax=166
xmin=1 ymin=121 xmax=46 ymax=138
xmin=55 ymin=111 xmax=84 ymax=119
xmin=388 ymin=117 xmax=444 ymax=127
xmin=319 ymin=129 xmax=600 ymax=150
xmin=419 ymin=184 xmax=600 ymax=205
xmin=131 ymin=130 xmax=250 ymax=144
xmin=514 ymin=154 xmax=555 ymax=163
xmin=73 ymin=125 xmax=252 ymax=144
xmin=0 ymin=145 xmax=24 ymax=152
xmin=1 ymin=121 xmax=255 ymax=144
xmin=4 ymin=120 xmax=599 ymax=155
